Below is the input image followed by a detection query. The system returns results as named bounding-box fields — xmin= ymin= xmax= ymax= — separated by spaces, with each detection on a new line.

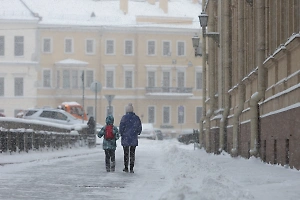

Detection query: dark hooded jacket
xmin=119 ymin=112 xmax=142 ymax=146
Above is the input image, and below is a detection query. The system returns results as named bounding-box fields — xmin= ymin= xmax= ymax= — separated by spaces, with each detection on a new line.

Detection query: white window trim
xmin=147 ymin=70 xmax=156 ymax=87
xmin=147 ymin=40 xmax=156 ymax=56
xmin=105 ymin=39 xmax=115 ymax=55
xmin=162 ymin=105 xmax=171 ymax=125
xmin=43 ymin=69 xmax=52 ymax=88
xmin=42 ymin=37 xmax=52 ymax=54
xmin=161 ymin=69 xmax=172 ymax=87
xmin=124 ymin=39 xmax=134 ymax=56
xmin=177 ymin=69 xmax=186 ymax=88
xmin=85 ymin=39 xmax=95 ymax=55
xmin=178 ymin=105 xmax=185 ymax=124
xmin=162 ymin=40 xmax=171 ymax=56
xmin=104 ymin=65 xmax=116 ymax=88
xmin=148 ymin=105 xmax=156 ymax=124
xmin=176 ymin=40 xmax=186 ymax=56
xmin=64 ymin=38 xmax=74 ymax=54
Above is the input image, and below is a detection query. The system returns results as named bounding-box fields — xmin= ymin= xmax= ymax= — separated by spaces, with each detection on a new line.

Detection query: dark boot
xmin=123 ymin=167 xmax=128 ymax=173
xmin=130 ymin=165 xmax=134 ymax=173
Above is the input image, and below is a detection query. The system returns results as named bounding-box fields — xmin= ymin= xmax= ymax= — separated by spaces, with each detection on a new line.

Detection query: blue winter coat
xmin=97 ymin=116 xmax=120 ymax=150
xmin=119 ymin=112 xmax=142 ymax=146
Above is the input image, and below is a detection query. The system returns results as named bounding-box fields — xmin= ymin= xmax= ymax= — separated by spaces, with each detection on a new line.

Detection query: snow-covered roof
xmin=0 ymin=0 xmax=39 ymax=21
xmin=55 ymin=59 xmax=89 ymax=66
xmin=21 ymin=0 xmax=202 ymax=29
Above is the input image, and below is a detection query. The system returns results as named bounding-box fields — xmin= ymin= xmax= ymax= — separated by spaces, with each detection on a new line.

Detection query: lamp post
xmin=197 ymin=11 xmax=209 ymax=148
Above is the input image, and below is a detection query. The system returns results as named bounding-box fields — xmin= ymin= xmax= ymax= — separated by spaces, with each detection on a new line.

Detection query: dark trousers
xmin=123 ymin=146 xmax=136 ymax=170
xmin=104 ymin=149 xmax=115 ymax=172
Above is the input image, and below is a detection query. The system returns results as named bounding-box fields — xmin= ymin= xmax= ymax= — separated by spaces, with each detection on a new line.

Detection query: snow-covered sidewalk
xmin=1 ymin=139 xmax=300 ymax=200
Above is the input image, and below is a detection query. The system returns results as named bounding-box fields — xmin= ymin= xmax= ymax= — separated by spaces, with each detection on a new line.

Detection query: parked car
xmin=154 ymin=129 xmax=163 ymax=140
xmin=23 ymin=108 xmax=84 ymax=125
xmin=177 ymin=129 xmax=199 ymax=145
xmin=0 ymin=113 xmax=5 ymax=117
xmin=139 ymin=123 xmax=156 ymax=140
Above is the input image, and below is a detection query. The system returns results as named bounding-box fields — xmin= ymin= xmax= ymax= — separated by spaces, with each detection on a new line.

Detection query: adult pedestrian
xmin=87 ymin=116 xmax=96 ymax=135
xmin=97 ymin=115 xmax=120 ymax=172
xmin=119 ymin=103 xmax=142 ymax=173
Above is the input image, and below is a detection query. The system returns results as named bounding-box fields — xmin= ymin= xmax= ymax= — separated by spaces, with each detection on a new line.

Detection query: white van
xmin=139 ymin=123 xmax=156 ymax=140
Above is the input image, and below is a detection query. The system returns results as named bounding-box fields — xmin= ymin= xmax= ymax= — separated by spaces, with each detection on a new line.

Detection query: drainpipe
xmin=219 ymin=0 xmax=231 ymax=152
xmin=249 ymin=0 xmax=266 ymax=156
xmin=205 ymin=0 xmax=216 ymax=153
xmin=231 ymin=0 xmax=245 ymax=156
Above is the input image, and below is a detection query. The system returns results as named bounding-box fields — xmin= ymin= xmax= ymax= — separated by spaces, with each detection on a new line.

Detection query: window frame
xmin=162 ymin=40 xmax=171 ymax=56
xmin=177 ymin=41 xmax=185 ymax=56
xmin=85 ymin=39 xmax=95 ymax=55
xmin=14 ymin=36 xmax=24 ymax=57
xmin=124 ymin=40 xmax=134 ymax=55
xmin=0 ymin=36 xmax=5 ymax=56
xmin=42 ymin=37 xmax=52 ymax=53
xmin=43 ymin=69 xmax=51 ymax=88
xmin=64 ymin=38 xmax=74 ymax=54
xmin=162 ymin=106 xmax=171 ymax=124
xmin=14 ymin=77 xmax=24 ymax=96
xmin=147 ymin=40 xmax=156 ymax=56
xmin=105 ymin=39 xmax=115 ymax=55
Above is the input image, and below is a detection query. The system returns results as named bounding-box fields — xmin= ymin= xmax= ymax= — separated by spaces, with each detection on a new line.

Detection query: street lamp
xmin=199 ymin=12 xmax=208 ymax=30
xmin=199 ymin=11 xmax=220 ymax=46
xmin=192 ymin=35 xmax=201 ymax=57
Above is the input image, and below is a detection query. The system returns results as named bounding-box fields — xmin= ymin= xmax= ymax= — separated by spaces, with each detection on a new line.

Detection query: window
xmin=196 ymin=72 xmax=203 ymax=89
xmin=196 ymin=107 xmax=203 ymax=123
xmin=148 ymin=40 xmax=155 ymax=55
xmin=43 ymin=70 xmax=51 ymax=88
xmin=178 ymin=106 xmax=184 ymax=124
xmin=86 ymin=70 xmax=94 ymax=88
xmin=162 ymin=41 xmax=170 ymax=56
xmin=163 ymin=106 xmax=170 ymax=124
xmin=65 ymin=38 xmax=73 ymax=53
xmin=71 ymin=70 xmax=78 ymax=88
xmin=162 ymin=71 xmax=170 ymax=87
xmin=43 ymin=38 xmax=51 ymax=53
xmin=0 ymin=36 xmax=4 ymax=56
xmin=125 ymin=40 xmax=133 ymax=55
xmin=14 ymin=36 xmax=24 ymax=56
xmin=177 ymin=71 xmax=185 ymax=88
xmin=86 ymin=39 xmax=94 ymax=54
xmin=106 ymin=40 xmax=114 ymax=54
xmin=125 ymin=71 xmax=133 ymax=88
xmin=56 ymin=71 xmax=60 ymax=88
xmin=0 ymin=77 xmax=4 ymax=96
xmin=148 ymin=106 xmax=155 ymax=124
xmin=177 ymin=41 xmax=185 ymax=56
xmin=106 ymin=70 xmax=114 ymax=88
xmin=147 ymin=71 xmax=155 ymax=87
xmin=62 ymin=70 xmax=70 ymax=88
xmin=14 ymin=77 xmax=23 ymax=96
xmin=87 ymin=106 xmax=94 ymax=117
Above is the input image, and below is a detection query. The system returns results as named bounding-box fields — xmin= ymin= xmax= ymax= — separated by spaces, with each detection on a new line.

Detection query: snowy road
xmin=1 ymin=139 xmax=300 ymax=200
xmin=0 ymin=140 xmax=169 ymax=200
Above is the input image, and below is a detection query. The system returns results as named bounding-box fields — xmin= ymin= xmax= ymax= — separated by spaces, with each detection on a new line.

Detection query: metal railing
xmin=145 ymin=87 xmax=193 ymax=94
xmin=0 ymin=128 xmax=95 ymax=154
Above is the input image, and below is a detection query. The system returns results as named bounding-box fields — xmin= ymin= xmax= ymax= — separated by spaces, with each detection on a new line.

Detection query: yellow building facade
xmin=34 ymin=1 xmax=203 ymax=136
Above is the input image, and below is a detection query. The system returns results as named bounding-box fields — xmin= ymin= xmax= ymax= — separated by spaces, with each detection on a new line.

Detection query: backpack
xmin=104 ymin=125 xmax=114 ymax=140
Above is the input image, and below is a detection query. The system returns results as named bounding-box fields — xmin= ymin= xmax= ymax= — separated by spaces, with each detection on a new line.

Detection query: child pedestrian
xmin=97 ymin=115 xmax=120 ymax=172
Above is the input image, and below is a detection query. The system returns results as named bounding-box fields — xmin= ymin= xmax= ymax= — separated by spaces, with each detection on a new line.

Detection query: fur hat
xmin=126 ymin=103 xmax=134 ymax=112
